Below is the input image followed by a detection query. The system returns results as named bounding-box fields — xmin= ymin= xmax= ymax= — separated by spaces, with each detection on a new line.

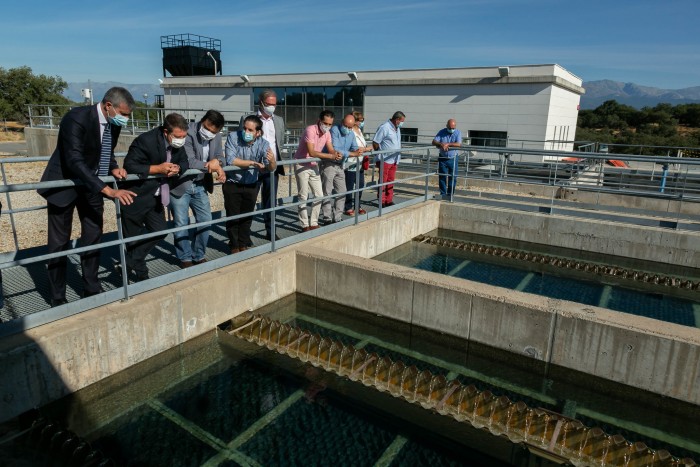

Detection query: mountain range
xmin=64 ymin=80 xmax=700 ymax=110
xmin=578 ymin=80 xmax=700 ymax=109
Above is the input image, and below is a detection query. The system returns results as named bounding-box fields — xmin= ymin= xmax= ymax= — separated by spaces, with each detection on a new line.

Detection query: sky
xmin=1 ymin=0 xmax=699 ymax=90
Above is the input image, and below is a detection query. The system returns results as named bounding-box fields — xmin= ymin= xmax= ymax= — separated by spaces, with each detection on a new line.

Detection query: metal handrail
xmin=0 ymin=145 xmax=438 ymax=337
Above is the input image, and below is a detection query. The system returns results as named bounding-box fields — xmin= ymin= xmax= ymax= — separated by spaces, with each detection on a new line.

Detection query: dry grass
xmin=0 ymin=126 xmax=25 ymax=142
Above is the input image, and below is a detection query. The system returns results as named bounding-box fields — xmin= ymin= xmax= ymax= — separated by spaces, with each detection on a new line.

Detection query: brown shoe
xmin=301 ymin=226 xmax=311 ymax=232
xmin=344 ymin=209 xmax=355 ymax=216
xmin=193 ymin=258 xmax=207 ymax=265
xmin=181 ymin=261 xmax=193 ymax=268
xmin=310 ymin=225 xmax=320 ymax=230
xmin=358 ymin=208 xmax=367 ymax=214
xmin=230 ymin=248 xmax=240 ymax=254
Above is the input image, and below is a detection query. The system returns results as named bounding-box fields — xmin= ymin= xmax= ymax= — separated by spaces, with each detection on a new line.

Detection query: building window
xmin=469 ymin=130 xmax=507 ymax=147
xmin=401 ymin=127 xmax=418 ymax=143
xmin=253 ymin=86 xmax=365 ymax=129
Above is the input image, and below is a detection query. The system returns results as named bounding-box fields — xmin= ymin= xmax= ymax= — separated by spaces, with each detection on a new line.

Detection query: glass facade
xmin=253 ymin=86 xmax=365 ymax=130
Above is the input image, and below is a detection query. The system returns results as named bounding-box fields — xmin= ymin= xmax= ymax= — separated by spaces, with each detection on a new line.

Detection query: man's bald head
xmin=447 ymin=119 xmax=457 ymax=129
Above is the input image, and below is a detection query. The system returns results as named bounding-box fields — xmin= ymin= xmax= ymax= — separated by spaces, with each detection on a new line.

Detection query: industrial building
xmin=160 ymin=64 xmax=585 ymax=151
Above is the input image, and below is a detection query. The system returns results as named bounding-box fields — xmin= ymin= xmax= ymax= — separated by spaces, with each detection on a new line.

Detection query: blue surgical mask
xmin=397 ymin=121 xmax=404 ymax=129
xmin=108 ymin=106 xmax=129 ymax=127
xmin=241 ymin=130 xmax=255 ymax=143
xmin=340 ymin=126 xmax=351 ymax=136
xmin=359 ymin=121 xmax=365 ymax=129
xmin=447 ymin=128 xmax=455 ymax=134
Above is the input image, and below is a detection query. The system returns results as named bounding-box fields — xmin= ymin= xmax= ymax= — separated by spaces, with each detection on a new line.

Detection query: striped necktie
xmin=98 ymin=123 xmax=112 ymax=176
xmin=161 ymin=147 xmax=171 ymax=206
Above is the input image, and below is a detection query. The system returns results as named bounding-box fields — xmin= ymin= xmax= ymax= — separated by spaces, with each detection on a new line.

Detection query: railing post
xmin=449 ymin=154 xmax=456 ymax=203
xmin=465 ymin=151 xmax=470 ymax=191
xmin=378 ymin=157 xmax=383 ymax=217
xmin=424 ymin=149 xmax=430 ymax=202
xmin=550 ymin=157 xmax=560 ymax=213
xmin=0 ymin=162 xmax=20 ymax=251
xmin=48 ymin=107 xmax=53 ymax=130
xmin=113 ymin=181 xmax=130 ymax=301
xmin=353 ymin=159 xmax=360 ymax=226
xmin=270 ymin=169 xmax=277 ymax=252
xmin=660 ymin=163 xmax=669 ymax=193
xmin=27 ymin=105 xmax=33 ymax=128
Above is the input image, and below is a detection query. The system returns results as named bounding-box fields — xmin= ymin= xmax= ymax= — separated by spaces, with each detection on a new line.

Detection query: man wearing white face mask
xmin=293 ymin=110 xmax=341 ymax=231
xmin=240 ymin=89 xmax=285 ymax=241
xmin=170 ymin=110 xmax=225 ymax=268
xmin=120 ymin=113 xmax=190 ymax=281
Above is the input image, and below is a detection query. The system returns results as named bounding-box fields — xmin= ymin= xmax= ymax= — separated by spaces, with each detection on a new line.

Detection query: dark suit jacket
xmin=240 ymin=112 xmax=286 ymax=176
xmin=121 ymin=126 xmax=189 ymax=206
xmin=38 ymin=104 xmax=121 ymax=207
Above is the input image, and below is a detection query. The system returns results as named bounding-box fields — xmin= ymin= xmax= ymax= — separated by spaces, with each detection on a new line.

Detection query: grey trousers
xmin=320 ymin=162 xmax=346 ymax=222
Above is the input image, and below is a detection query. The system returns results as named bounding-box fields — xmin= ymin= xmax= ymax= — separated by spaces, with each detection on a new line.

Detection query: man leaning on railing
xmin=37 ymin=87 xmax=137 ymax=307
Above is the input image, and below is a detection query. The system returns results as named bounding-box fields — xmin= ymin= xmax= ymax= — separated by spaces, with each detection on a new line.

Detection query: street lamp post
xmin=143 ymin=93 xmax=150 ymax=130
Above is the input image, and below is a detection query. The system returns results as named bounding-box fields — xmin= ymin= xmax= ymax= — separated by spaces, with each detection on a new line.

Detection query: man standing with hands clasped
xmin=432 ymin=119 xmax=462 ymax=197
xmin=240 ymin=89 xmax=286 ymax=241
xmin=294 ymin=110 xmax=341 ymax=231
xmin=38 ymin=87 xmax=137 ymax=306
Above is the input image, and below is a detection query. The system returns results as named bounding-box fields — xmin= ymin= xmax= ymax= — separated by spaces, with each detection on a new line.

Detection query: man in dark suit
xmin=240 ymin=89 xmax=286 ymax=241
xmin=170 ymin=110 xmax=225 ymax=268
xmin=120 ymin=113 xmax=190 ymax=281
xmin=38 ymin=87 xmax=137 ymax=307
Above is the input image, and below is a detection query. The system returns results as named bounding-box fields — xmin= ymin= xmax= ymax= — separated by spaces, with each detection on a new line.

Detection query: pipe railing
xmin=3 ymin=139 xmax=700 ymax=336
xmin=0 ymin=145 xmax=439 ymax=337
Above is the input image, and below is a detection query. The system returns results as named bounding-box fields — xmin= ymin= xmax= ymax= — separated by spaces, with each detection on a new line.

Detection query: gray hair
xmin=391 ymin=111 xmax=406 ymax=120
xmin=101 ymin=87 xmax=135 ymax=110
xmin=258 ymin=89 xmax=277 ymax=102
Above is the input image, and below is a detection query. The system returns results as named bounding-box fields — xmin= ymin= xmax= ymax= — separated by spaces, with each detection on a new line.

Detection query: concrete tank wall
xmin=24 ymin=127 xmax=139 ymax=157
xmin=439 ymin=202 xmax=700 ymax=267
xmin=0 ymin=250 xmax=296 ymax=422
xmin=296 ymin=247 xmax=700 ymax=405
xmin=1 ymin=199 xmax=698 ymax=422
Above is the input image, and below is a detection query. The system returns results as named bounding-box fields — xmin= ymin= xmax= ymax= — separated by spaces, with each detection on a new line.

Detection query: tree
xmin=0 ymin=66 xmax=70 ymax=122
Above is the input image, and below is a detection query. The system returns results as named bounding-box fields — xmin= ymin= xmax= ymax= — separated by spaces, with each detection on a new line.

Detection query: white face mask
xmin=261 ymin=104 xmax=276 ymax=116
xmin=170 ymin=136 xmax=186 ymax=148
xmin=320 ymin=123 xmax=331 ymax=134
xmin=199 ymin=126 xmax=216 ymax=141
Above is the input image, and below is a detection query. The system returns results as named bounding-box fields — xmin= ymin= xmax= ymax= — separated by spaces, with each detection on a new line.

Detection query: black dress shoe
xmin=135 ymin=272 xmax=149 ymax=282
xmin=82 ymin=290 xmax=102 ymax=298
xmin=50 ymin=298 xmax=68 ymax=307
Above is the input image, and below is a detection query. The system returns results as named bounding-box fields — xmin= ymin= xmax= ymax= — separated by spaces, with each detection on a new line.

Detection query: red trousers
xmin=376 ymin=161 xmax=397 ymax=205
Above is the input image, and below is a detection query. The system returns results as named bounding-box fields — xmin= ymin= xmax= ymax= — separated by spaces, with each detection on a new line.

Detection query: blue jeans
xmin=169 ymin=183 xmax=212 ymax=262
xmin=438 ymin=157 xmax=458 ymax=196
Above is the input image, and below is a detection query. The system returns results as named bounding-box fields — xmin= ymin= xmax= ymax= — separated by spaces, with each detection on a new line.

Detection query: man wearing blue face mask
xmin=432 ymin=119 xmax=462 ymax=197
xmin=38 ymin=87 xmax=137 ymax=306
xmin=170 ymin=110 xmax=225 ymax=268
xmin=372 ymin=111 xmax=405 ymax=207
xmin=223 ymin=115 xmax=276 ymax=253
xmin=321 ymin=114 xmax=364 ymax=224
